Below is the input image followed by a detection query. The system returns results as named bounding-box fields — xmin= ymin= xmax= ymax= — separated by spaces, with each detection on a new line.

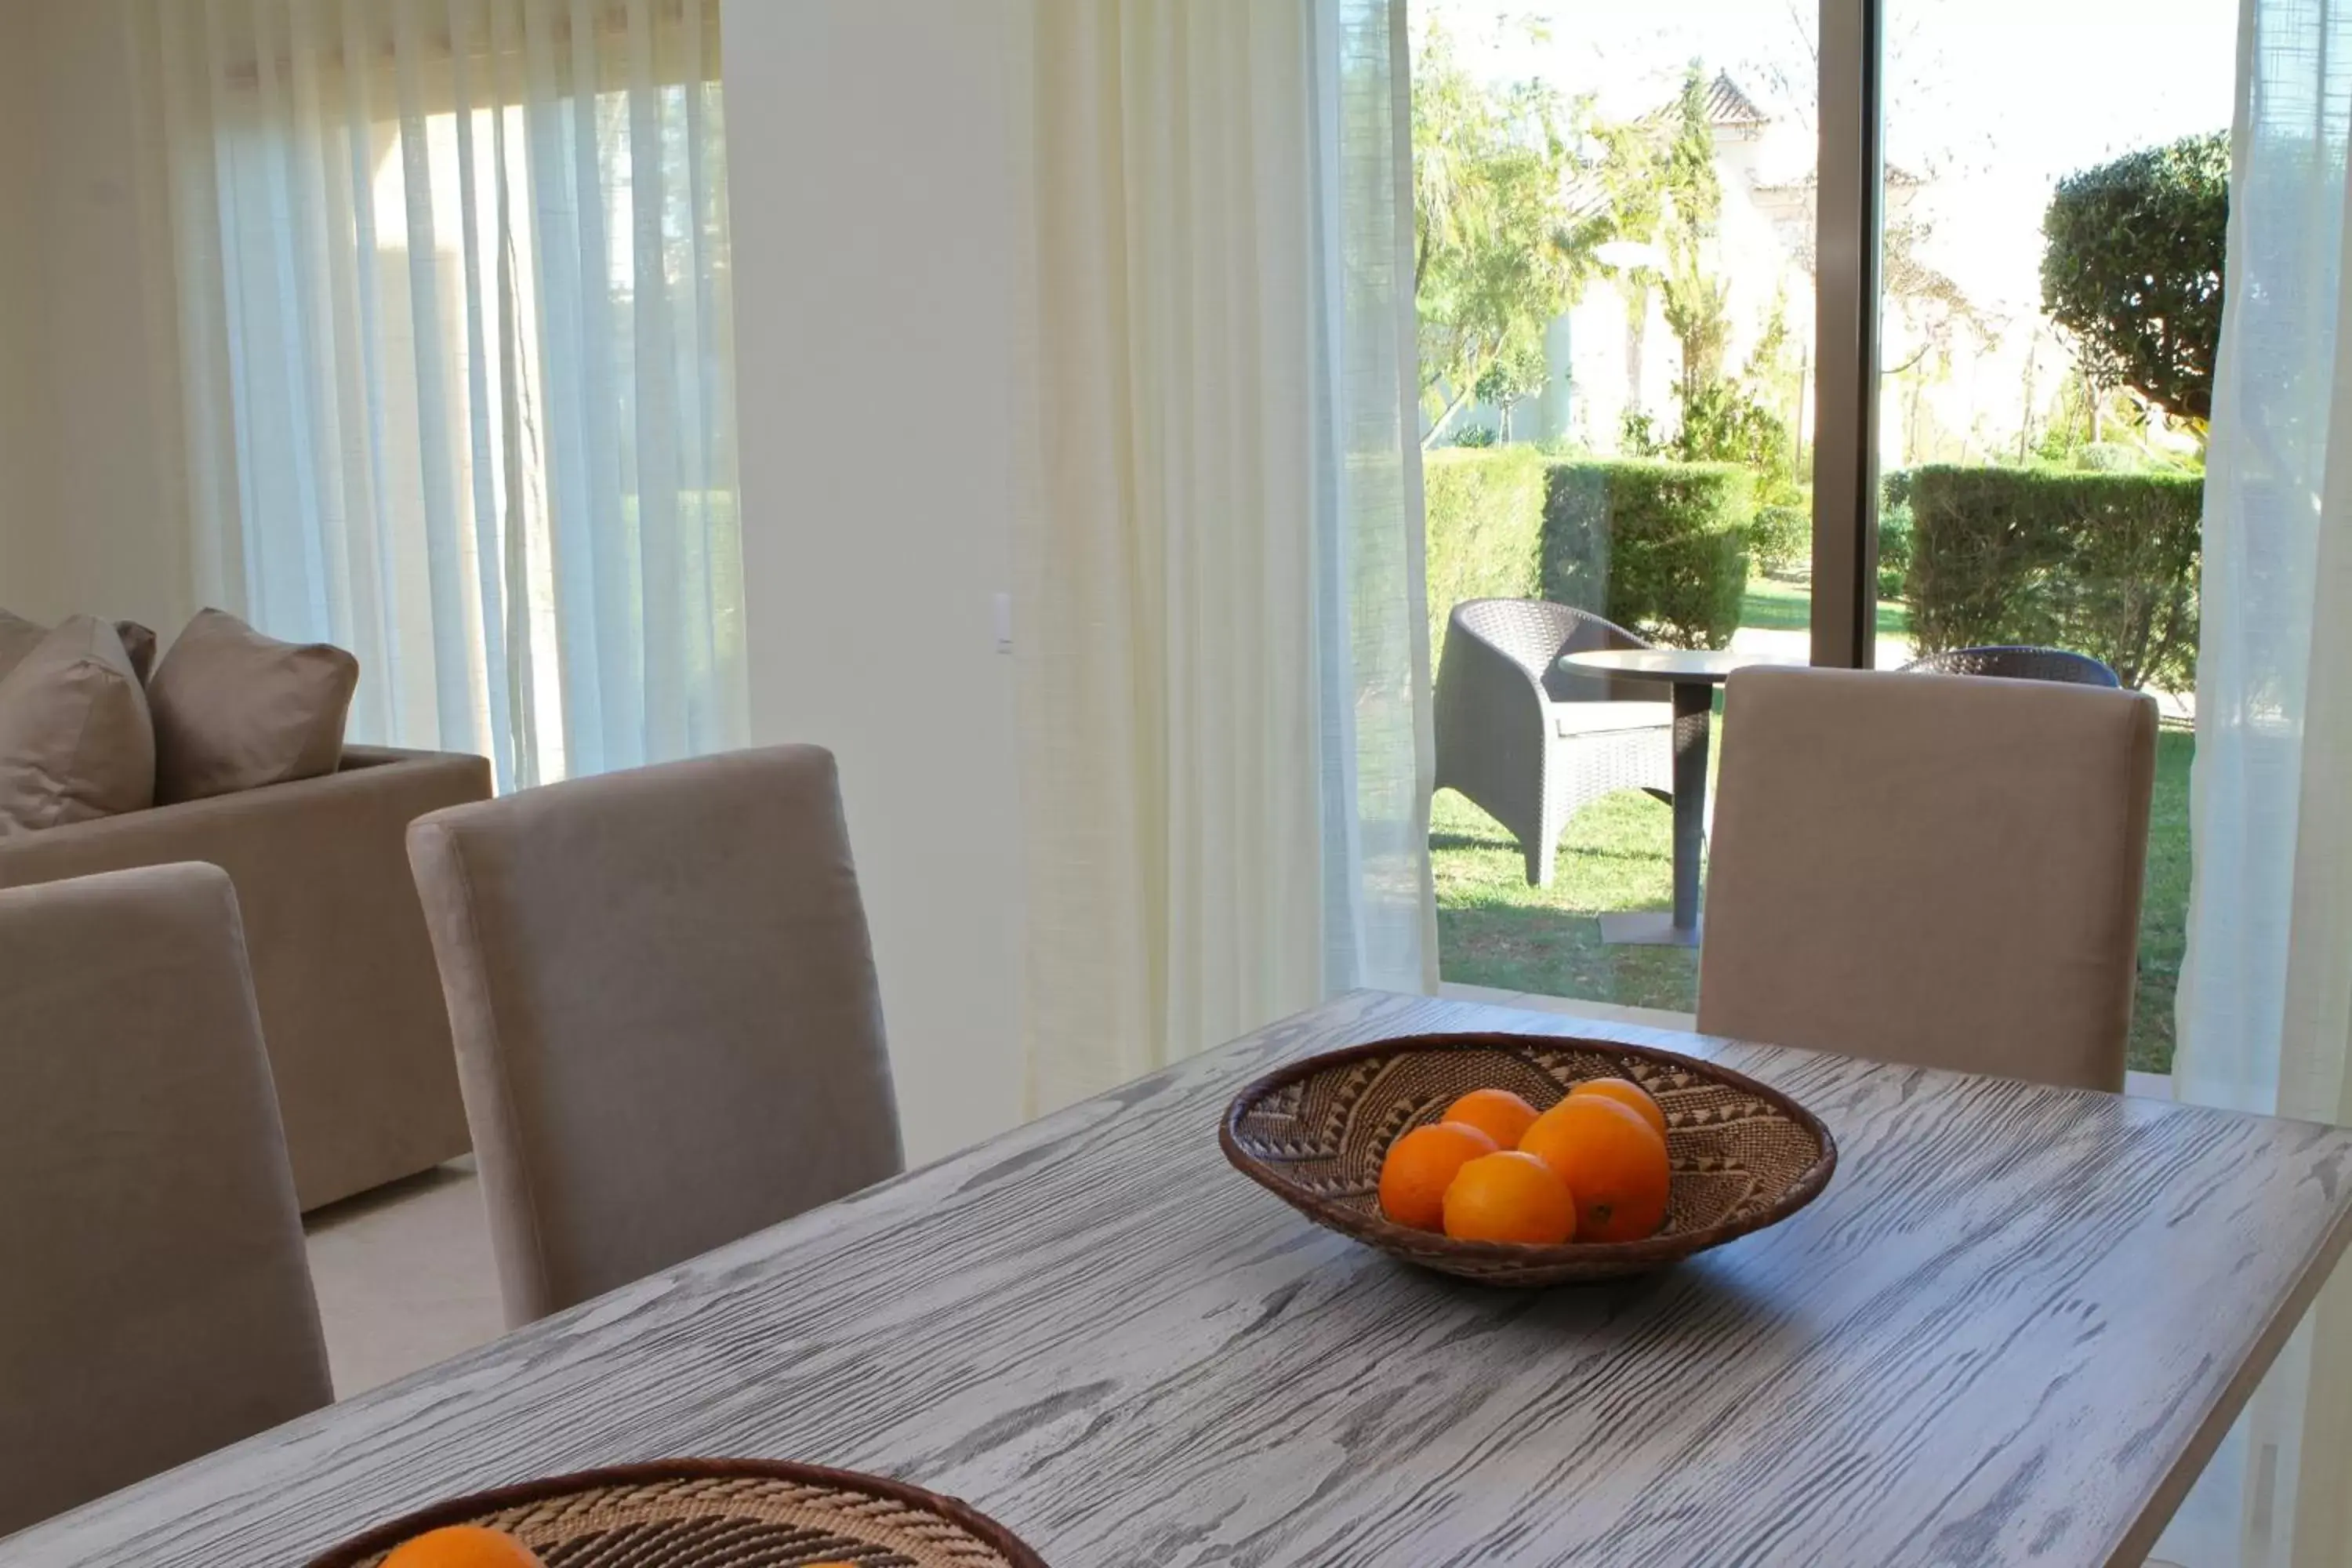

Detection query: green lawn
xmin=1737 ymin=575 xmax=1915 ymax=640
xmin=1432 ymin=591 xmax=2193 ymax=1073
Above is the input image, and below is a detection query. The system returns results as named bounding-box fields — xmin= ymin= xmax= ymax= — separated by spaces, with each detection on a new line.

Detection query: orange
xmin=1568 ymin=1077 xmax=1668 ymax=1144
xmin=381 ymin=1526 xmax=545 ymax=1568
xmin=1442 ymin=1087 xmax=1541 ymax=1150
xmin=1442 ymin=1150 xmax=1577 ymax=1244
xmin=1519 ymin=1095 xmax=1671 ymax=1243
xmin=1378 ymin=1120 xmax=1497 ymax=1230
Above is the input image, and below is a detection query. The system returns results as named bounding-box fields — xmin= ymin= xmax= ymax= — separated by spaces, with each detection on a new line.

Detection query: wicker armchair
xmin=1434 ymin=599 xmax=1672 ymax=887
xmin=1903 ymin=644 xmax=2121 ymax=688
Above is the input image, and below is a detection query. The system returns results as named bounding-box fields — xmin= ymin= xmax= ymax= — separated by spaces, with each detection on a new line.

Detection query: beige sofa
xmin=0 ymin=744 xmax=488 ymax=1210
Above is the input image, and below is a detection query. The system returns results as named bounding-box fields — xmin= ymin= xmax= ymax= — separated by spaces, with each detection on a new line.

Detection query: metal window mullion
xmin=1812 ymin=0 xmax=1884 ymax=670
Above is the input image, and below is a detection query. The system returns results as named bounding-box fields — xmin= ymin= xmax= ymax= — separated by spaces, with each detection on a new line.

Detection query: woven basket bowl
xmin=305 ymin=1459 xmax=1048 ymax=1568
xmin=1221 ymin=1031 xmax=1837 ymax=1286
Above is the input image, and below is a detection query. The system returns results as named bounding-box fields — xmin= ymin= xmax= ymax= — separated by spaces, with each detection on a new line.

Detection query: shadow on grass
xmin=1428 ymin=829 xmax=1518 ymax=854
xmin=1431 ymin=832 xmax=1668 ymax=870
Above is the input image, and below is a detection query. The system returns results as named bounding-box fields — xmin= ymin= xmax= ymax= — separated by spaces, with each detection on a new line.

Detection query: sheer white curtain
xmin=133 ymin=0 xmax=746 ymax=791
xmin=2172 ymin=0 xmax=2352 ymax=1560
xmin=1019 ymin=0 xmax=1434 ymax=1113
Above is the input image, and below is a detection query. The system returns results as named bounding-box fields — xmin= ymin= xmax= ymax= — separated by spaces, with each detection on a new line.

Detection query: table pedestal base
xmin=1598 ymin=910 xmax=1703 ymax=948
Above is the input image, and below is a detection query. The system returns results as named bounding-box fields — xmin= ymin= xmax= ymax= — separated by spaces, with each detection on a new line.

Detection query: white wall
xmin=0 ymin=0 xmax=56 ymax=601
xmin=0 ymin=0 xmax=1039 ymax=1163
xmin=723 ymin=0 xmax=1033 ymax=1164
xmin=0 ymin=0 xmax=191 ymax=634
xmin=32 ymin=0 xmax=189 ymax=634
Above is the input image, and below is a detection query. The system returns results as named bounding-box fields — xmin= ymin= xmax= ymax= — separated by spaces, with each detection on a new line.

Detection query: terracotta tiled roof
xmin=1704 ymin=72 xmax=1770 ymax=128
xmin=1559 ymin=72 xmax=1928 ymax=225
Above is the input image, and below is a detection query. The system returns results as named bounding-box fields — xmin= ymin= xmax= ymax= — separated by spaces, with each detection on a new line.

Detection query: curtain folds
xmin=2173 ymin=0 xmax=2352 ymax=1560
xmin=132 ymin=0 xmax=746 ymax=791
xmin=1018 ymin=0 xmax=1434 ymax=1115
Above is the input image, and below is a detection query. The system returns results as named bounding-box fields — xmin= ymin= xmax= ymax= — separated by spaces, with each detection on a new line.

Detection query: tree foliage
xmin=1653 ymin=67 xmax=1730 ymax=401
xmin=2040 ymin=132 xmax=2228 ymax=422
xmin=1473 ymin=338 xmax=1552 ymax=437
xmin=1583 ymin=65 xmax=1730 ymax=405
xmin=1412 ymin=19 xmax=1610 ymax=445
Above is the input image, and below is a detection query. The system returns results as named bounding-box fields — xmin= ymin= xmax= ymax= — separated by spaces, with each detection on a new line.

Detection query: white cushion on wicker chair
xmin=1553 ymin=701 xmax=1673 ymax=738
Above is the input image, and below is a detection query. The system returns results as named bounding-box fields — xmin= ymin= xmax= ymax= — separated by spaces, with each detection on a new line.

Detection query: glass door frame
xmin=1812 ymin=0 xmax=1886 ymax=670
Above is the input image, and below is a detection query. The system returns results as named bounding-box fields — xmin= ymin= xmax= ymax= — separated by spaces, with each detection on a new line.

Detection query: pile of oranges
xmin=385 ymin=1526 xmax=855 ymax=1568
xmin=383 ymin=1527 xmax=546 ymax=1568
xmin=1377 ymin=1080 xmax=1671 ymax=1245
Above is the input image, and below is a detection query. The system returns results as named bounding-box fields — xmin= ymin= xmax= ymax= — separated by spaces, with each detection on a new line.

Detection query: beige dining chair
xmin=1697 ymin=666 xmax=2158 ymax=1092
xmin=406 ymin=745 xmax=904 ymax=1327
xmin=0 ymin=863 xmax=332 ymax=1537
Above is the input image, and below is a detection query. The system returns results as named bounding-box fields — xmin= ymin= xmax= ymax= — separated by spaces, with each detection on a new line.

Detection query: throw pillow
xmin=114 ymin=621 xmax=159 ymax=683
xmin=1 ymin=610 xmax=160 ymax=684
xmin=0 ymin=616 xmax=157 ymax=836
xmin=148 ymin=609 xmax=359 ymax=804
xmin=0 ymin=610 xmax=43 ymax=683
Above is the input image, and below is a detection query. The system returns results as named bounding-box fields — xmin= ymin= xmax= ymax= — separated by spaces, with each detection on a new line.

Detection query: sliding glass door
xmin=1417 ymin=0 xmax=1821 ymax=1013
xmin=1875 ymin=0 xmax=2229 ymax=1073
xmin=1421 ymin=0 xmax=2224 ymax=1044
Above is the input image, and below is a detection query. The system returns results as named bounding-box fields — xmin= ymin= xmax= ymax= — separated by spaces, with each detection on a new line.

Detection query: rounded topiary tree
xmin=2041 ymin=131 xmax=2230 ymax=422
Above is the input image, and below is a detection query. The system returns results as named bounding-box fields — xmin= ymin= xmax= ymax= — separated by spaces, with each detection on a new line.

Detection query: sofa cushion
xmin=149 ymin=610 xmax=358 ymax=804
xmin=0 ymin=611 xmax=156 ymax=684
xmin=0 ymin=617 xmax=157 ymax=836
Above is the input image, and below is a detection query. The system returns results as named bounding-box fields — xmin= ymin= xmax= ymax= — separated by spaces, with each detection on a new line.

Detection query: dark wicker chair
xmin=1434 ymin=599 xmax=1672 ymax=887
xmin=1901 ymin=644 xmax=2122 ymax=688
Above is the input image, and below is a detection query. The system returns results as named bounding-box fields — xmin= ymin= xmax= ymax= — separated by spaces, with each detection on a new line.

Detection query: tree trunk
xmin=1421 ymin=379 xmax=1480 ymax=450
xmin=1624 ymin=285 xmax=1647 ymax=426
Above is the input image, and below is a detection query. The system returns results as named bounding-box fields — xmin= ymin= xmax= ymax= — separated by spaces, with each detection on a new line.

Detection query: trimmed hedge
xmin=1423 ymin=447 xmax=1548 ymax=661
xmin=1877 ymin=509 xmax=1913 ymax=601
xmin=1424 ymin=452 xmax=1755 ymax=655
xmin=1877 ymin=470 xmax=1915 ymax=601
xmin=1906 ymin=464 xmax=2201 ymax=691
xmin=1748 ymin=503 xmax=1809 ymax=577
xmin=1543 ymin=461 xmax=1755 ymax=649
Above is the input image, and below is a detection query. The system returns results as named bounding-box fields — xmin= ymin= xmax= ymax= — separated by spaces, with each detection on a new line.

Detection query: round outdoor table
xmin=1559 ymin=648 xmax=1801 ymax=947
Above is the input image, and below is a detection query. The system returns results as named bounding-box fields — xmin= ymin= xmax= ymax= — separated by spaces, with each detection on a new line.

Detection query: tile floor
xmin=303 ymin=1154 xmax=502 ymax=1399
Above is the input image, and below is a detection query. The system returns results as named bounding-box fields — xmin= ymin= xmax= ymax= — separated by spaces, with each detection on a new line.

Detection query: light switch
xmin=993 ymin=592 xmax=1013 ymax=654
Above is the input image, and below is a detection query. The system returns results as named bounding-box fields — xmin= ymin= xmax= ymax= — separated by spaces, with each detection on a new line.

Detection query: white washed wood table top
xmin=13 ymin=991 xmax=2352 ymax=1568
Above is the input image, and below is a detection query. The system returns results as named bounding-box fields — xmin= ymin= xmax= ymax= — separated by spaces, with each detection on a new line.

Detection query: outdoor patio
xmin=1430 ymin=579 xmax=2195 ymax=1075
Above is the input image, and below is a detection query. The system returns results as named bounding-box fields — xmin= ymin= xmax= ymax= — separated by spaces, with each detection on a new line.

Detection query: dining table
xmin=12 ymin=989 xmax=2352 ymax=1568
xmin=1559 ymin=646 xmax=1798 ymax=946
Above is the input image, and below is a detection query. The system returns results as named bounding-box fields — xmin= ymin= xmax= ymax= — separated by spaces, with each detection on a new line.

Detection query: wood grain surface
xmin=10 ymin=991 xmax=2352 ymax=1568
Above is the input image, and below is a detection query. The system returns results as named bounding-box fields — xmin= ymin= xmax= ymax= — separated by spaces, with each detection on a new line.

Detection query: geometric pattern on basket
xmin=347 ymin=1474 xmax=1023 ymax=1568
xmin=1224 ymin=1033 xmax=1835 ymax=1287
